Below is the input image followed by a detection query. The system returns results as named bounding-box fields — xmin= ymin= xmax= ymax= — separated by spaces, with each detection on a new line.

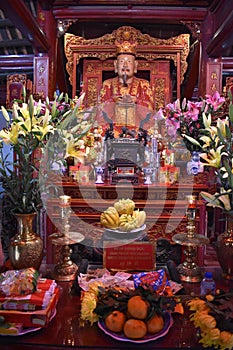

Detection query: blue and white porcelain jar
xmin=187 ymin=151 xmax=202 ymax=175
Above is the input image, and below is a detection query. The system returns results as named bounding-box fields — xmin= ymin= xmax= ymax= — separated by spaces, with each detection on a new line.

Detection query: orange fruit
xmin=146 ymin=313 xmax=164 ymax=334
xmin=127 ymin=295 xmax=149 ymax=319
xmin=105 ymin=310 xmax=126 ymax=333
xmin=123 ymin=319 xmax=147 ymax=339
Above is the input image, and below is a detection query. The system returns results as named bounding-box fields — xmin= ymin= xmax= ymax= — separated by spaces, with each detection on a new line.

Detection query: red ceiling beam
xmin=52 ymin=6 xmax=208 ymax=22
xmin=206 ymin=9 xmax=233 ymax=57
xmin=0 ymin=55 xmax=34 ymax=73
xmin=1 ymin=0 xmax=50 ymax=53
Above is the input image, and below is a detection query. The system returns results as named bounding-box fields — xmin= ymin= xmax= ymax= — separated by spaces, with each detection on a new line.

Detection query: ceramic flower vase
xmin=216 ymin=214 xmax=233 ymax=280
xmin=8 ymin=212 xmax=43 ymax=270
xmin=186 ymin=151 xmax=203 ymax=175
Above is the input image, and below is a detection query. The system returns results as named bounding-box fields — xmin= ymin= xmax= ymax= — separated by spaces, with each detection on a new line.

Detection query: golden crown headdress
xmin=115 ymin=40 xmax=137 ymax=56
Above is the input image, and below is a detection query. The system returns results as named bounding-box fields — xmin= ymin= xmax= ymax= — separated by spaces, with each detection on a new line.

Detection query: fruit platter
xmin=98 ymin=310 xmax=173 ymax=343
xmin=80 ymin=268 xmax=184 ymax=343
xmin=82 ymin=285 xmax=181 ymax=343
xmin=100 ymin=199 xmax=147 ymax=238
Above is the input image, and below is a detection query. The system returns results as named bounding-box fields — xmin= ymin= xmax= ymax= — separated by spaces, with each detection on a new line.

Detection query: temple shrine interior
xmin=0 ymin=1 xmax=233 ymax=348
xmin=0 ymin=0 xmax=232 ymax=288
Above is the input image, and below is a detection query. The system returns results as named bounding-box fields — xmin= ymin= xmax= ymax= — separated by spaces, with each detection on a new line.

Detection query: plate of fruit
xmin=98 ymin=310 xmax=173 ymax=343
xmin=100 ymin=199 xmax=147 ymax=239
xmin=95 ymin=288 xmax=177 ymax=343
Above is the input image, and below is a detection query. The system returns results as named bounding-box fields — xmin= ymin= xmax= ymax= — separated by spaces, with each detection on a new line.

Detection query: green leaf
xmin=51 ymin=101 xmax=57 ymax=119
xmin=229 ymin=103 xmax=233 ymax=123
xmin=28 ymin=95 xmax=34 ymax=119
xmin=200 ymin=191 xmax=225 ymax=210
xmin=57 ymin=92 xmax=64 ymax=102
xmin=223 ymin=159 xmax=233 ymax=189
xmin=225 ymin=124 xmax=232 ymax=141
xmin=182 ymin=134 xmax=201 ymax=146
xmin=45 ymin=96 xmax=50 ymax=107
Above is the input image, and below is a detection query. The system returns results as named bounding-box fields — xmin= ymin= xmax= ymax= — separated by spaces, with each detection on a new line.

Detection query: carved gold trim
xmin=64 ymin=26 xmax=189 ymax=85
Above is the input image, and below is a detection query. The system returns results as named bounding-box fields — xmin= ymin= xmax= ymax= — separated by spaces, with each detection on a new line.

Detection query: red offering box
xmin=0 ymin=287 xmax=59 ymax=328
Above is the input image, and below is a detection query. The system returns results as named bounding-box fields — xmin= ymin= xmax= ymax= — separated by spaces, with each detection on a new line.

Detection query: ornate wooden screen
xmin=64 ymin=26 xmax=190 ymax=109
xmin=6 ymin=74 xmax=27 ymax=108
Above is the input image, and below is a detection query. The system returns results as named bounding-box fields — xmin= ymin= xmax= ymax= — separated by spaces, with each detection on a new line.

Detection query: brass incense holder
xmin=172 ymin=195 xmax=209 ymax=283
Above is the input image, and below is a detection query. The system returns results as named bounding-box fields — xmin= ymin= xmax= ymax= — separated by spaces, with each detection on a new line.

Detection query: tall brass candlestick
xmin=172 ymin=195 xmax=209 ymax=283
xmin=50 ymin=195 xmax=80 ymax=282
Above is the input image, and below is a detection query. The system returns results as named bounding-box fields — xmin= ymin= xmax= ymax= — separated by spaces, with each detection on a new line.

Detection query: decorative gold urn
xmin=216 ymin=214 xmax=233 ymax=280
xmin=8 ymin=212 xmax=43 ymax=270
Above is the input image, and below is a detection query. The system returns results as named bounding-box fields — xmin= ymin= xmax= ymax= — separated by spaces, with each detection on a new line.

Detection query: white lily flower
xmin=1 ymin=106 xmax=10 ymax=122
xmin=202 ymin=112 xmax=212 ymax=129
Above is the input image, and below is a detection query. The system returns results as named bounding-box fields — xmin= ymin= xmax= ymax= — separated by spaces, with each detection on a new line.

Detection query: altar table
xmin=45 ymin=175 xmax=210 ymax=264
xmin=0 ymin=266 xmax=232 ymax=350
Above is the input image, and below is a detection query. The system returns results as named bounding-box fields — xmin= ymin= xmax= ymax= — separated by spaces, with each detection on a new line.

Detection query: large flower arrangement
xmin=0 ymin=92 xmax=94 ymax=214
xmin=187 ymin=293 xmax=233 ymax=350
xmin=162 ymin=91 xmax=225 ymax=153
xmin=186 ymin=92 xmax=233 ymax=212
xmin=0 ymin=95 xmax=55 ymax=214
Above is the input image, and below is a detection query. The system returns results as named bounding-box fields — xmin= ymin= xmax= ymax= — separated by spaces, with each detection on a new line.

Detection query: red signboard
xmin=103 ymin=241 xmax=156 ymax=271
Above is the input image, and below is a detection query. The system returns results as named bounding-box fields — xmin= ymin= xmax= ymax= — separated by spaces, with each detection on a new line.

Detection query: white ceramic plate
xmin=68 ymin=232 xmax=85 ymax=243
xmin=98 ymin=312 xmax=173 ymax=344
xmin=104 ymin=224 xmax=146 ymax=240
xmin=105 ymin=224 xmax=146 ymax=234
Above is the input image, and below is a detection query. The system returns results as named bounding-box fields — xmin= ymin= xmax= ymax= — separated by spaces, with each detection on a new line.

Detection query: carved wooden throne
xmin=64 ymin=26 xmax=190 ymax=110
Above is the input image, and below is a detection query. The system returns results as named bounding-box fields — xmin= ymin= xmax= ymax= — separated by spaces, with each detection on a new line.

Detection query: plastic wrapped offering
xmin=133 ymin=269 xmax=171 ymax=294
xmin=0 ymin=267 xmax=39 ymax=296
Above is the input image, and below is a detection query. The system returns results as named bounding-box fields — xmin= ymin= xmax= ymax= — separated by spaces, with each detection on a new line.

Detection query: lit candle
xmin=186 ymin=195 xmax=197 ymax=209
xmin=59 ymin=195 xmax=71 ymax=207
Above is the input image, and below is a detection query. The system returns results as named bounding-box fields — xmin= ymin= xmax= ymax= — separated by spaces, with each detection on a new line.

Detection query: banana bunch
xmin=100 ymin=207 xmax=119 ymax=229
xmin=100 ymin=199 xmax=146 ymax=232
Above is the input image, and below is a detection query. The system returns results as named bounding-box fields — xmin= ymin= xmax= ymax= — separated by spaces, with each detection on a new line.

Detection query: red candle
xmin=186 ymin=195 xmax=197 ymax=209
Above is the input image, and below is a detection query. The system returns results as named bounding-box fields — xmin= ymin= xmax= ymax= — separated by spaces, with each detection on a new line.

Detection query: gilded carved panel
xmin=64 ymin=26 xmax=189 ymax=86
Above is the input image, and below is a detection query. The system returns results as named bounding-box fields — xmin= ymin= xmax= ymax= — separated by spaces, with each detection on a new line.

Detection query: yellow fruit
xmin=105 ymin=311 xmax=126 ymax=333
xmin=134 ymin=210 xmax=146 ymax=227
xmin=118 ymin=214 xmax=137 ymax=231
xmin=100 ymin=207 xmax=119 ymax=229
xmin=127 ymin=295 xmax=149 ymax=319
xmin=114 ymin=199 xmax=135 ymax=215
xmin=123 ymin=319 xmax=147 ymax=339
xmin=146 ymin=313 xmax=164 ymax=334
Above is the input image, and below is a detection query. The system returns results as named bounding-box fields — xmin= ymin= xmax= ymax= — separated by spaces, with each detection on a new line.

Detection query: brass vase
xmin=216 ymin=214 xmax=233 ymax=280
xmin=8 ymin=212 xmax=43 ymax=270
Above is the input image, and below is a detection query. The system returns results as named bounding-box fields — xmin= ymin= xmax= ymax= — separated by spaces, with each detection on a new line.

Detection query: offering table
xmin=0 ymin=266 xmax=232 ymax=350
xmin=45 ymin=174 xmax=210 ymax=265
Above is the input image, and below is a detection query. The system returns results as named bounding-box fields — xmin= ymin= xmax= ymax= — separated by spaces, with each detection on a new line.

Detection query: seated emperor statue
xmin=98 ymin=40 xmax=155 ymax=128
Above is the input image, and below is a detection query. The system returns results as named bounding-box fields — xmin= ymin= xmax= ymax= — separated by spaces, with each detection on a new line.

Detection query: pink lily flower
xmin=205 ymin=91 xmax=225 ymax=111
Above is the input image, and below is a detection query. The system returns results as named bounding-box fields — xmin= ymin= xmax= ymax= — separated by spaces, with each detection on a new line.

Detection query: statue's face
xmin=114 ymin=54 xmax=138 ymax=81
